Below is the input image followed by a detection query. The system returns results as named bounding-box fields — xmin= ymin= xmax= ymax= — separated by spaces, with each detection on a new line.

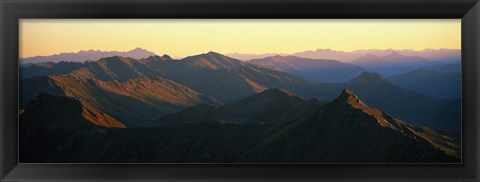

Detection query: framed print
xmin=1 ymin=0 xmax=479 ymax=181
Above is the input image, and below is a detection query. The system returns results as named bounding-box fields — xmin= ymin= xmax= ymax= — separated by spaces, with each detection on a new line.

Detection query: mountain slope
xmin=21 ymin=93 xmax=125 ymax=129
xmin=156 ymin=88 xmax=319 ymax=126
xmin=315 ymin=72 xmax=460 ymax=129
xmin=351 ymin=51 xmax=433 ymax=76
xmin=20 ymin=61 xmax=85 ymax=80
xmin=426 ymin=62 xmax=462 ymax=73
xmin=249 ymin=55 xmax=365 ymax=83
xmin=237 ymin=89 xmax=460 ymax=163
xmin=146 ymin=52 xmax=320 ymax=103
xmin=69 ymin=56 xmax=163 ymax=82
xmin=387 ymin=69 xmax=461 ymax=99
xmin=20 ymin=75 xmax=219 ymax=127
xmin=182 ymin=51 xmax=244 ymax=70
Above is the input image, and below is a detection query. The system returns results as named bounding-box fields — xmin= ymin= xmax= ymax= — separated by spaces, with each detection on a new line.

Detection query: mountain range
xmin=20 ymin=52 xmax=460 ymax=129
xmin=387 ymin=69 xmax=461 ymax=99
xmin=19 ymin=51 xmax=461 ymax=163
xmin=22 ymin=52 xmax=319 ymax=103
xmin=227 ymin=48 xmax=460 ymax=63
xmin=20 ymin=89 xmax=460 ymax=163
xmin=350 ymin=51 xmax=438 ymax=76
xmin=21 ymin=75 xmax=219 ymax=127
xmin=314 ymin=72 xmax=460 ymax=129
xmin=249 ymin=56 xmax=365 ymax=83
xmin=20 ymin=47 xmax=156 ymax=64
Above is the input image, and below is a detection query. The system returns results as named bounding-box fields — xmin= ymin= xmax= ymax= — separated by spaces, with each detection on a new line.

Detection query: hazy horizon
xmin=20 ymin=19 xmax=460 ymax=59
xmin=19 ymin=47 xmax=461 ymax=60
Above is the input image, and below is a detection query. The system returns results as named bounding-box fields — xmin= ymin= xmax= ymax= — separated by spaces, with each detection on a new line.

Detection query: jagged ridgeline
xmin=19 ymin=52 xmax=461 ymax=163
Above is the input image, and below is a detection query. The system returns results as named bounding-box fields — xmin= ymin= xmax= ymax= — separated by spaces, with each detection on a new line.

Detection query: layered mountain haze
xmin=387 ymin=69 xmax=461 ymax=99
xmin=249 ymin=55 xmax=365 ymax=83
xmin=226 ymin=49 xmax=460 ymax=63
xmin=315 ymin=72 xmax=460 ymax=129
xmin=291 ymin=49 xmax=363 ymax=62
xmin=351 ymin=51 xmax=435 ymax=76
xmin=20 ymin=89 xmax=460 ymax=163
xmin=228 ymin=49 xmax=461 ymax=78
xmin=226 ymin=52 xmax=289 ymax=61
xmin=426 ymin=62 xmax=461 ymax=73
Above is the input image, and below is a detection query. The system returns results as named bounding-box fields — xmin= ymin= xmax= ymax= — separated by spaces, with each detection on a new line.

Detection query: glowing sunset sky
xmin=20 ymin=19 xmax=460 ymax=58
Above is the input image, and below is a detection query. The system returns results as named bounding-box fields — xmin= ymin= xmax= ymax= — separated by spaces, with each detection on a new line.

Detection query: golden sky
xmin=19 ymin=19 xmax=461 ymax=58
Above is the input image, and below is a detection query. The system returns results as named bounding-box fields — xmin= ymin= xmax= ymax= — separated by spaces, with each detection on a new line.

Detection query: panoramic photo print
xmin=19 ymin=19 xmax=461 ymax=163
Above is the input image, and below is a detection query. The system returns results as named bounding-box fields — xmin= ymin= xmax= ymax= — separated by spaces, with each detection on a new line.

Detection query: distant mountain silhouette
xmin=226 ymin=53 xmax=289 ymax=61
xmin=351 ymin=51 xmax=434 ymax=76
xmin=292 ymin=49 xmax=363 ymax=62
xmin=387 ymin=69 xmax=461 ymax=99
xmin=249 ymin=55 xmax=365 ymax=83
xmin=20 ymin=89 xmax=460 ymax=163
xmin=292 ymin=48 xmax=460 ymax=63
xmin=20 ymin=47 xmax=157 ymax=64
xmin=383 ymin=51 xmax=431 ymax=63
xmin=227 ymin=49 xmax=460 ymax=77
xmin=315 ymin=72 xmax=460 ymax=129
xmin=228 ymin=48 xmax=460 ymax=63
xmin=20 ymin=75 xmax=219 ymax=127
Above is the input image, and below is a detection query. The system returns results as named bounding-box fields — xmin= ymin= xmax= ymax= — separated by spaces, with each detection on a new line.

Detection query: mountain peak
xmin=347 ymin=72 xmax=386 ymax=85
xmin=207 ymin=51 xmax=218 ymax=54
xmin=182 ymin=51 xmax=244 ymax=70
xmin=383 ymin=50 xmax=407 ymax=59
xmin=132 ymin=47 xmax=146 ymax=51
xmin=161 ymin=54 xmax=173 ymax=60
xmin=351 ymin=53 xmax=388 ymax=64
xmin=333 ymin=89 xmax=363 ymax=104
xmin=205 ymin=51 xmax=227 ymax=58
xmin=146 ymin=54 xmax=173 ymax=62
xmin=129 ymin=47 xmax=151 ymax=53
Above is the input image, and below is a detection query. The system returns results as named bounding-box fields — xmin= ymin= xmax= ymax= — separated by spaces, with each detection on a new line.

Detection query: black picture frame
xmin=1 ymin=0 xmax=479 ymax=181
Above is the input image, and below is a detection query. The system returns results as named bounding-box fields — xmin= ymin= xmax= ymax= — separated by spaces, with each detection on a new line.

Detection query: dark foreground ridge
xmin=20 ymin=89 xmax=460 ymax=163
